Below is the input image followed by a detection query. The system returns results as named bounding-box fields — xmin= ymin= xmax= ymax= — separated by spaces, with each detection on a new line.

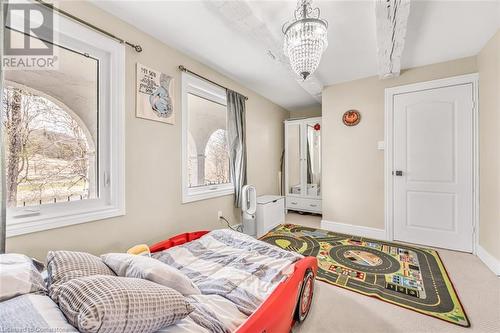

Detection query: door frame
xmin=384 ymin=73 xmax=479 ymax=253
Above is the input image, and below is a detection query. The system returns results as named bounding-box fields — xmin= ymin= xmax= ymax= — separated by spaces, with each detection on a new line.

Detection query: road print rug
xmin=260 ymin=224 xmax=470 ymax=327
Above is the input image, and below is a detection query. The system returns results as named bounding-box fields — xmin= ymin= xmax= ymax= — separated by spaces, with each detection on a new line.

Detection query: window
xmin=182 ymin=73 xmax=233 ymax=203
xmin=3 ymin=52 xmax=97 ymax=208
xmin=3 ymin=9 xmax=125 ymax=236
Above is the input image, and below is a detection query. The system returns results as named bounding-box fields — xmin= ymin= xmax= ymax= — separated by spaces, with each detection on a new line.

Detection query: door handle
xmin=393 ymin=170 xmax=403 ymax=176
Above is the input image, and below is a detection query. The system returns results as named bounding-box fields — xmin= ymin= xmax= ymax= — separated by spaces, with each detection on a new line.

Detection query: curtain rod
xmin=34 ymin=0 xmax=143 ymax=53
xmin=178 ymin=65 xmax=248 ymax=100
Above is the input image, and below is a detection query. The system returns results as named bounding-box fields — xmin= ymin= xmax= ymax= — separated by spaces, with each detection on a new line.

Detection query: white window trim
xmin=181 ymin=72 xmax=234 ymax=203
xmin=6 ymin=8 xmax=125 ymax=237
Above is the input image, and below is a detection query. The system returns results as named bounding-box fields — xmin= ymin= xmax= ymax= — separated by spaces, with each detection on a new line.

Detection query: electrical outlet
xmin=217 ymin=211 xmax=223 ymax=220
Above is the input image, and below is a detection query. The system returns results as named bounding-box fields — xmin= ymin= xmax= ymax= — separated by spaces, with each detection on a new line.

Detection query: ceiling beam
xmin=204 ymin=0 xmax=323 ymax=102
xmin=375 ymin=0 xmax=411 ymax=79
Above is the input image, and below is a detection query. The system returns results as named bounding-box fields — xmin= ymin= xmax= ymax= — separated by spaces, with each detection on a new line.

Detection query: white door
xmin=393 ymin=84 xmax=474 ymax=252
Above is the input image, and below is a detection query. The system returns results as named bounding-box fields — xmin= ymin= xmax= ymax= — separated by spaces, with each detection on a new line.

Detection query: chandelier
xmin=282 ymin=0 xmax=328 ymax=80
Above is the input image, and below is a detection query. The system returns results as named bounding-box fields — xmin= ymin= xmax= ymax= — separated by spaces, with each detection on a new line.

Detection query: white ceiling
xmin=92 ymin=0 xmax=500 ymax=111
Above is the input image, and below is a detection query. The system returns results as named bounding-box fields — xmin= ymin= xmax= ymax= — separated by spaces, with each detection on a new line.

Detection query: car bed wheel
xmin=295 ymin=268 xmax=314 ymax=322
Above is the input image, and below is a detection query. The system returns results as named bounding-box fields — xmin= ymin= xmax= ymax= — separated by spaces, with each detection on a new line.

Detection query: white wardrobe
xmin=284 ymin=117 xmax=322 ymax=214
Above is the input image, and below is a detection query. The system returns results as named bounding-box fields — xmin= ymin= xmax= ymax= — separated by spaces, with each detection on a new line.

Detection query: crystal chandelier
xmin=282 ymin=0 xmax=328 ymax=80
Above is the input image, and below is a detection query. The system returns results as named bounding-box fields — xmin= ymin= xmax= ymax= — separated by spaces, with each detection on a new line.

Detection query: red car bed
xmin=149 ymin=231 xmax=318 ymax=333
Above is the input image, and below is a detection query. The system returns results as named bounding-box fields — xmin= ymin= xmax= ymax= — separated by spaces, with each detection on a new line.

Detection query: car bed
xmin=0 ymin=229 xmax=317 ymax=333
xmin=149 ymin=229 xmax=318 ymax=333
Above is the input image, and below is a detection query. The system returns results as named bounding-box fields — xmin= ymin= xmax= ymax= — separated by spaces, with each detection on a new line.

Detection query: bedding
xmin=101 ymin=253 xmax=201 ymax=296
xmin=0 ymin=294 xmax=77 ymax=332
xmin=57 ymin=275 xmax=193 ymax=333
xmin=152 ymin=229 xmax=303 ymax=316
xmin=0 ymin=229 xmax=303 ymax=333
xmin=158 ymin=294 xmax=247 ymax=333
xmin=0 ymin=253 xmax=46 ymax=301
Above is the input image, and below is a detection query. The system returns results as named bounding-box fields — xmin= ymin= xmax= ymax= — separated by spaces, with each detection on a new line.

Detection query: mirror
xmin=287 ymin=123 xmax=301 ymax=195
xmin=306 ymin=122 xmax=321 ymax=197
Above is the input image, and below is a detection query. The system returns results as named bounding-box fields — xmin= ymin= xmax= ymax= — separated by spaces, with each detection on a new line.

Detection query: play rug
xmin=260 ymin=224 xmax=469 ymax=327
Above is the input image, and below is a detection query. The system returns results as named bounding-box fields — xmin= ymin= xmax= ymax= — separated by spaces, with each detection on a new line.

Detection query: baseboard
xmin=477 ymin=245 xmax=500 ymax=276
xmin=321 ymin=220 xmax=387 ymax=240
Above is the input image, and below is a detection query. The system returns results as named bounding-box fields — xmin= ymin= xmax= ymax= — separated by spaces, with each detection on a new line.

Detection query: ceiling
xmin=92 ymin=0 xmax=500 ymax=111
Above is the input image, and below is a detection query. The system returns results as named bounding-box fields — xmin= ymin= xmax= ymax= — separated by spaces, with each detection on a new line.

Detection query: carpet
xmin=260 ymin=224 xmax=470 ymax=327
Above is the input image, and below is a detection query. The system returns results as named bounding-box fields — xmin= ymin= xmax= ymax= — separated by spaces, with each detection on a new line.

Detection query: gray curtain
xmin=226 ymin=90 xmax=247 ymax=208
xmin=306 ymin=125 xmax=312 ymax=183
xmin=0 ymin=1 xmax=6 ymax=254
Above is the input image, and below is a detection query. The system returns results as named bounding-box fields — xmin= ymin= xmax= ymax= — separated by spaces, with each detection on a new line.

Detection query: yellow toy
xmin=126 ymin=244 xmax=151 ymax=256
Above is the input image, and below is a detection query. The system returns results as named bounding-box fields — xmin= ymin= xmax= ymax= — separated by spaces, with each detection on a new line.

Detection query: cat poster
xmin=136 ymin=63 xmax=175 ymax=124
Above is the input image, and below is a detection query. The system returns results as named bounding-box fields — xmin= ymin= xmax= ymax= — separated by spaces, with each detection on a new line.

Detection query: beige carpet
xmin=285 ymin=213 xmax=500 ymax=333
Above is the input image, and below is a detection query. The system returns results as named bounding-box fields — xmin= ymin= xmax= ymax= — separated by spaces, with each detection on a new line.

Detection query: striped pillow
xmin=57 ymin=275 xmax=194 ymax=333
xmin=46 ymin=251 xmax=115 ymax=301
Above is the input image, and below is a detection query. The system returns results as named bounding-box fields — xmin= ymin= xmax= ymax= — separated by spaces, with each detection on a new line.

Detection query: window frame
xmin=5 ymin=8 xmax=125 ymax=237
xmin=181 ymin=72 xmax=233 ymax=203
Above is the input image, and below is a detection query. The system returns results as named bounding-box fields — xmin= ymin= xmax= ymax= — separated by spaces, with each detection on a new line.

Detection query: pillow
xmin=101 ymin=253 xmax=201 ymax=296
xmin=46 ymin=251 xmax=115 ymax=300
xmin=57 ymin=275 xmax=193 ymax=333
xmin=0 ymin=253 xmax=47 ymax=301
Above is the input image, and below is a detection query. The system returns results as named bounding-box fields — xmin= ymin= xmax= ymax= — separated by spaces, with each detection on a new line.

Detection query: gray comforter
xmin=153 ymin=229 xmax=303 ymax=332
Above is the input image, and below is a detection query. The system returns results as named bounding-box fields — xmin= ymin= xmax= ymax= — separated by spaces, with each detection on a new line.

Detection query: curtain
xmin=0 ymin=2 xmax=6 ymax=253
xmin=307 ymin=139 xmax=312 ymax=183
xmin=226 ymin=90 xmax=247 ymax=208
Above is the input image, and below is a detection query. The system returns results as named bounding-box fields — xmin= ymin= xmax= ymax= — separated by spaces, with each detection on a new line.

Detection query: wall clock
xmin=342 ymin=110 xmax=361 ymax=126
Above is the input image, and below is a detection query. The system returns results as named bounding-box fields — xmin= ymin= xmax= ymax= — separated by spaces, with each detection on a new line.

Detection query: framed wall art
xmin=342 ymin=110 xmax=361 ymax=126
xmin=136 ymin=63 xmax=175 ymax=124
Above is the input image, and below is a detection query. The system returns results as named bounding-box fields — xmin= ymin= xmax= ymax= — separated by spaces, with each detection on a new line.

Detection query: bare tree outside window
xmin=2 ymin=85 xmax=96 ymax=208
xmin=205 ymin=129 xmax=230 ymax=185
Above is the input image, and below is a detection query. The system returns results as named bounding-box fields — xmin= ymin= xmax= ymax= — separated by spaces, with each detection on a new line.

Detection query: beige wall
xmin=322 ymin=57 xmax=478 ymax=230
xmin=478 ymin=30 xmax=500 ymax=260
xmin=6 ymin=1 xmax=288 ymax=260
xmin=289 ymin=105 xmax=322 ymax=119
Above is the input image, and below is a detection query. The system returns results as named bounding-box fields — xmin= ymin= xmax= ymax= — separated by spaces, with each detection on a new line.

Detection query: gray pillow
xmin=0 ymin=253 xmax=47 ymax=301
xmin=57 ymin=275 xmax=193 ymax=333
xmin=46 ymin=251 xmax=115 ymax=301
xmin=101 ymin=253 xmax=201 ymax=296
